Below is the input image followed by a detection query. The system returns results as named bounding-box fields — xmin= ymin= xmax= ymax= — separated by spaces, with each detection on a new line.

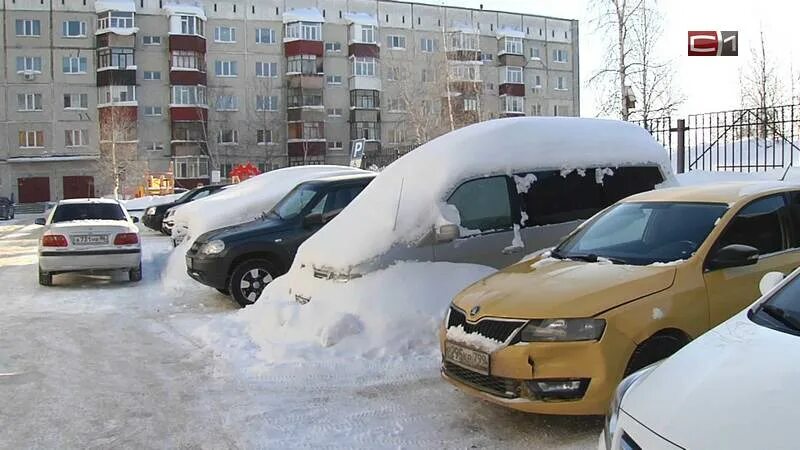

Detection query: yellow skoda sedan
xmin=441 ymin=182 xmax=800 ymax=415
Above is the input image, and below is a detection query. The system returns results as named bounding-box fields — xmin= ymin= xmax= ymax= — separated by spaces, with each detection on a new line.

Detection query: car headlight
xmin=603 ymin=363 xmax=660 ymax=449
xmin=199 ymin=240 xmax=225 ymax=256
xmin=519 ymin=318 xmax=605 ymax=342
xmin=146 ymin=207 xmax=156 ymax=215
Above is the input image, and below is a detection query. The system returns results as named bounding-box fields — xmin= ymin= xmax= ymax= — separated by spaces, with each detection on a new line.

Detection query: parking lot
xmin=0 ymin=218 xmax=601 ymax=449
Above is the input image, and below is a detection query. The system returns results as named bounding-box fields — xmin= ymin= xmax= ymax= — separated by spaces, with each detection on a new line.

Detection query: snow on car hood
xmin=295 ymin=117 xmax=674 ymax=272
xmin=622 ymin=309 xmax=800 ymax=450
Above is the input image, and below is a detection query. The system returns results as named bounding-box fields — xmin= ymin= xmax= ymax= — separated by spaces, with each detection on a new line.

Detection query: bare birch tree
xmin=739 ymin=29 xmax=787 ymax=138
xmin=96 ymin=107 xmax=146 ymax=199
xmin=252 ymin=74 xmax=285 ymax=171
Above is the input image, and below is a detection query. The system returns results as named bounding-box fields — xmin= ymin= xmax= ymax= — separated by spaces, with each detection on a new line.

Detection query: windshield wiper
xmin=562 ymin=253 xmax=628 ymax=265
xmin=550 ymin=248 xmax=565 ymax=259
xmin=761 ymin=304 xmax=800 ymax=333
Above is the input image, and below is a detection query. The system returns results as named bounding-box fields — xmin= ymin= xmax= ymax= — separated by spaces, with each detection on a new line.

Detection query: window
xmin=143 ymin=105 xmax=162 ymax=116
xmin=351 ymin=122 xmax=380 ymax=140
xmin=386 ymin=67 xmax=400 ymax=81
xmin=464 ymin=97 xmax=478 ymax=111
xmin=16 ymin=19 xmax=41 ymax=37
xmin=387 ymin=35 xmax=406 ymax=49
xmin=449 ymin=32 xmax=478 ymax=51
xmin=388 ymin=128 xmax=405 ymax=144
xmin=17 ymin=56 xmax=43 ymax=73
xmin=255 ymin=95 xmax=278 ymax=111
xmin=256 ymin=27 xmax=275 ymax=44
xmin=51 ymin=203 xmax=126 ymax=222
xmin=327 ymin=107 xmax=343 ymax=117
xmin=98 ymin=48 xmax=134 ymax=69
xmin=214 ymin=26 xmax=236 ymax=42
xmin=505 ymin=66 xmax=523 ymax=84
xmin=387 ymin=98 xmax=405 ymax=112
xmin=214 ymin=60 xmax=238 ymax=77
xmin=217 ymin=129 xmax=239 ymax=144
xmin=98 ymin=11 xmax=134 ymax=30
xmin=144 ymin=142 xmax=164 ymax=152
xmin=530 ymin=47 xmax=541 ymax=60
xmin=504 ymin=96 xmax=524 ymax=113
xmin=325 ymin=42 xmax=342 ymax=52
xmin=326 ymin=74 xmax=342 ymax=85
xmin=143 ymin=71 xmax=161 ymax=80
xmin=287 ymin=89 xmax=322 ymax=108
xmin=215 ymin=95 xmax=238 ymax=111
xmin=360 ymin=25 xmax=375 ymax=43
xmin=531 ymin=103 xmax=542 ymax=116
xmin=101 ymin=85 xmax=136 ymax=103
xmin=62 ymin=20 xmax=86 ymax=37
xmin=718 ymin=195 xmax=789 ymax=255
xmin=171 ymin=85 xmax=206 ymax=105
xmin=351 ymin=90 xmax=379 ymax=109
xmin=504 ymin=37 xmax=523 ymax=55
xmin=17 ymin=93 xmax=42 ymax=111
xmin=554 ymin=105 xmax=570 ymax=116
xmin=63 ymin=56 xmax=88 ymax=74
xmin=553 ymin=49 xmax=569 ymax=63
xmin=327 ymin=141 xmax=343 ymax=150
xmin=64 ymin=93 xmax=88 ymax=110
xmin=556 ymin=76 xmax=568 ymax=91
xmin=179 ymin=15 xmax=203 ymax=36
xmin=533 ymin=74 xmax=543 ymax=88
xmin=143 ymin=35 xmax=161 ymax=45
xmin=285 ymin=21 xmax=321 ymax=41
xmin=174 ymin=157 xmax=209 ymax=179
xmin=64 ymin=129 xmax=88 ymax=147
xmin=256 ymin=129 xmax=272 ymax=144
xmin=255 ymin=61 xmax=278 ymax=78
xmin=448 ymin=176 xmax=512 ymax=232
xmin=450 ymin=65 xmax=480 ymax=81
xmin=420 ymin=38 xmax=436 ymax=52
xmin=287 ymin=55 xmax=318 ymax=74
xmin=354 ymin=57 xmax=376 ymax=77
xmin=481 ymin=53 xmax=494 ymax=62
xmin=309 ymin=185 xmax=366 ymax=216
xmin=421 ymin=69 xmax=435 ymax=83
xmin=288 ymin=122 xmax=324 ymax=140
xmin=19 ymin=130 xmax=44 ymax=148
xmin=171 ymin=51 xmax=202 ymax=70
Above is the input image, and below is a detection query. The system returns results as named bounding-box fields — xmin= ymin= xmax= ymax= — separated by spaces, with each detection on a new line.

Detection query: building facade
xmin=0 ymin=0 xmax=579 ymax=202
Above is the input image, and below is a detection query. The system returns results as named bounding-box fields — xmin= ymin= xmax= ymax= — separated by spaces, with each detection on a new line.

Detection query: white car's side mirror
xmin=759 ymin=272 xmax=785 ymax=296
xmin=436 ymin=224 xmax=460 ymax=243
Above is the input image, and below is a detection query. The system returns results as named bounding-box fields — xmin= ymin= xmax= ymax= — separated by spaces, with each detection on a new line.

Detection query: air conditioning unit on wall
xmin=22 ymin=71 xmax=36 ymax=81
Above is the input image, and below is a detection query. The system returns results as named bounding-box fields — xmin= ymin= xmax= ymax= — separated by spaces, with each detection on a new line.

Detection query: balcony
xmin=446 ymin=49 xmax=481 ymax=62
xmin=498 ymin=54 xmax=526 ymax=67
xmin=96 ymin=68 xmax=136 ymax=86
xmin=348 ymin=43 xmax=380 ymax=58
xmin=499 ymin=83 xmax=526 ymax=97
xmin=169 ymin=106 xmax=208 ymax=122
xmin=288 ymin=141 xmax=325 ymax=157
xmin=96 ymin=32 xmax=136 ymax=49
xmin=170 ymin=70 xmax=207 ymax=85
xmin=169 ymin=35 xmax=206 ymax=53
xmin=171 ymin=141 xmax=209 ymax=157
xmin=284 ymin=40 xmax=324 ymax=57
xmin=287 ymin=108 xmax=326 ymax=122
xmin=349 ymin=109 xmax=380 ymax=123
xmin=349 ymin=76 xmax=382 ymax=92
xmin=287 ymin=75 xmax=323 ymax=90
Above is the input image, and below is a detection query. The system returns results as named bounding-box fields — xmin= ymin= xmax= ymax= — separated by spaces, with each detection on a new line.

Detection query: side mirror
xmin=303 ymin=212 xmax=324 ymax=228
xmin=759 ymin=272 xmax=785 ymax=296
xmin=131 ymin=216 xmax=140 ymax=223
xmin=707 ymin=244 xmax=759 ymax=271
xmin=34 ymin=218 xmax=46 ymax=226
xmin=436 ymin=224 xmax=460 ymax=243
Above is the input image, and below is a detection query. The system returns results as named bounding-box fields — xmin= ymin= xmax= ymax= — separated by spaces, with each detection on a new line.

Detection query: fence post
xmin=675 ymin=119 xmax=686 ymax=174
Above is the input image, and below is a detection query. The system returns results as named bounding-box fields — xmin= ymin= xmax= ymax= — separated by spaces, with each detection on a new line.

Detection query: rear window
xmin=52 ymin=203 xmax=127 ymax=223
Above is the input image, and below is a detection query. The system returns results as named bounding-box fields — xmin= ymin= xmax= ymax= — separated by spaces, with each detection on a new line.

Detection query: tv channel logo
xmin=688 ymin=31 xmax=738 ymax=56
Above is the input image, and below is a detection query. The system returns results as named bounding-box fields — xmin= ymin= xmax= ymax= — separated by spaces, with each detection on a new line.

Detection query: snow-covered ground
xmin=0 ymin=218 xmax=601 ymax=448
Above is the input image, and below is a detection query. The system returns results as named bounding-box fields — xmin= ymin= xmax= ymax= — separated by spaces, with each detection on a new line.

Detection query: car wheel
xmin=129 ymin=263 xmax=143 ymax=282
xmin=216 ymin=287 xmax=230 ymax=295
xmin=38 ymin=267 xmax=53 ymax=286
xmin=228 ymin=259 xmax=275 ymax=307
xmin=624 ymin=332 xmax=687 ymax=376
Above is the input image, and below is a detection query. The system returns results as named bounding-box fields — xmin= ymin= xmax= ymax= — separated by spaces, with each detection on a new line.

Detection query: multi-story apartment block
xmin=0 ymin=0 xmax=579 ymax=202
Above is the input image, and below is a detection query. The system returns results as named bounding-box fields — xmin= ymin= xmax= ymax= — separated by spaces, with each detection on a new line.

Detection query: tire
xmin=129 ymin=263 xmax=143 ymax=282
xmin=216 ymin=287 xmax=230 ymax=295
xmin=228 ymin=259 xmax=275 ymax=307
xmin=624 ymin=332 xmax=687 ymax=376
xmin=38 ymin=267 xmax=53 ymax=286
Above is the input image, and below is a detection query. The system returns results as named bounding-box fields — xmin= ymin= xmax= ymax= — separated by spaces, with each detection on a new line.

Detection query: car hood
xmin=622 ymin=309 xmax=800 ymax=450
xmin=452 ymin=257 xmax=676 ymax=319
xmin=199 ymin=217 xmax=290 ymax=242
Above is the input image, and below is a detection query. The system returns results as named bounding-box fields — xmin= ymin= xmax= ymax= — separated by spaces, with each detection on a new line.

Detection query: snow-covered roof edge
xmin=164 ymin=2 xmax=207 ymax=21
xmin=497 ymin=27 xmax=526 ymax=39
xmin=283 ymin=7 xmax=325 ymax=24
xmin=343 ymin=12 xmax=378 ymax=26
xmin=448 ymin=23 xmax=478 ymax=34
xmin=95 ymin=0 xmax=136 ymax=13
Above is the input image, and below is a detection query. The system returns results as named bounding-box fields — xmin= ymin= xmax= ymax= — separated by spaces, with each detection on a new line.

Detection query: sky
xmin=424 ymin=0 xmax=800 ymax=118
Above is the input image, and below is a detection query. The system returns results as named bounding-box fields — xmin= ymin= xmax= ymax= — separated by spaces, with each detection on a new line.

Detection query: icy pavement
xmin=0 ymin=219 xmax=601 ymax=449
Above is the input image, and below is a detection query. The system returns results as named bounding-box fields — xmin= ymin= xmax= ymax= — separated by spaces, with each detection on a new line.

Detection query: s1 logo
xmin=688 ymin=31 xmax=738 ymax=56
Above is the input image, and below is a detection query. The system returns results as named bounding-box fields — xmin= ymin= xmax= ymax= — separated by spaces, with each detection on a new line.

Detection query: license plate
xmin=445 ymin=341 xmax=490 ymax=375
xmin=186 ymin=256 xmax=193 ymax=270
xmin=71 ymin=234 xmax=108 ymax=245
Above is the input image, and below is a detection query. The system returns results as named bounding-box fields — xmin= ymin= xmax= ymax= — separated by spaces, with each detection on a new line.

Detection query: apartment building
xmin=0 ymin=0 xmax=579 ymax=202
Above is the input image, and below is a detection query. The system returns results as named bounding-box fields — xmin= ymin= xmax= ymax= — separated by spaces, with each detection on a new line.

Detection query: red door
xmin=63 ymin=176 xmax=95 ymax=199
xmin=17 ymin=177 xmax=50 ymax=203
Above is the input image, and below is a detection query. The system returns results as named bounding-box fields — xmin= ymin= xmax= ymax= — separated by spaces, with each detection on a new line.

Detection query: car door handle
xmin=502 ymin=245 xmax=524 ymax=255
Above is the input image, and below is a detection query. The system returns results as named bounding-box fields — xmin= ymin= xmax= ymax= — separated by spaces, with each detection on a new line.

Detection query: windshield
xmin=52 ymin=203 xmax=127 ymax=223
xmin=554 ymin=202 xmax=728 ymax=265
xmin=269 ymin=185 xmax=321 ymax=220
xmin=751 ymin=273 xmax=800 ymax=336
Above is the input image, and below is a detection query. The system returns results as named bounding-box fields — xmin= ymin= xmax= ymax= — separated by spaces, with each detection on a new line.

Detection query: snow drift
xmin=119 ymin=193 xmax=183 ymax=212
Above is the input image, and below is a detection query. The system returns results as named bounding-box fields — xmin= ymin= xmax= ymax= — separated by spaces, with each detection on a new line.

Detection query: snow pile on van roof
xmin=296 ymin=117 xmax=674 ymax=271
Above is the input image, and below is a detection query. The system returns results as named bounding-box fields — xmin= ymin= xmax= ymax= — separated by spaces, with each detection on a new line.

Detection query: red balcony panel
xmin=170 ymin=70 xmax=207 ymax=85
xmin=348 ymin=43 xmax=380 ymax=58
xmin=169 ymin=35 xmax=207 ymax=53
xmin=288 ymin=141 xmax=325 ymax=157
xmin=499 ymin=83 xmax=526 ymax=97
xmin=170 ymin=106 xmax=208 ymax=122
xmin=284 ymin=40 xmax=324 ymax=57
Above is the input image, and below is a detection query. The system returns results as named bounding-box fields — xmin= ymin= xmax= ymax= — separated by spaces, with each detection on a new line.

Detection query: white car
xmin=601 ymin=269 xmax=800 ymax=450
xmin=36 ymin=199 xmax=143 ymax=286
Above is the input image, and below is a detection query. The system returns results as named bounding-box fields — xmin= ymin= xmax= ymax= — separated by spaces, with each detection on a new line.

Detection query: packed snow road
xmin=0 ymin=218 xmax=601 ymax=449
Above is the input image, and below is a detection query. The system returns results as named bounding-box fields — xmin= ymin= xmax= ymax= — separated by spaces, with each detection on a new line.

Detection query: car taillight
xmin=114 ymin=233 xmax=139 ymax=245
xmin=41 ymin=234 xmax=68 ymax=247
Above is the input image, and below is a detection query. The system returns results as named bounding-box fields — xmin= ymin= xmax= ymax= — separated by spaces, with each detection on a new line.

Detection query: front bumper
xmin=600 ymin=410 xmax=682 ymax=450
xmin=161 ymin=219 xmax=174 ymax=234
xmin=39 ymin=249 xmax=141 ymax=273
xmin=185 ymin=254 xmax=228 ymax=289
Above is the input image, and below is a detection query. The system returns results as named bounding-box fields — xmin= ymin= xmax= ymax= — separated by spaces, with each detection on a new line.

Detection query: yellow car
xmin=441 ymin=182 xmax=800 ymax=415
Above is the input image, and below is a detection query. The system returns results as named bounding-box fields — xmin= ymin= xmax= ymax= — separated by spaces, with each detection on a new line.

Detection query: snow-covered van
xmin=287 ymin=117 xmax=676 ymax=302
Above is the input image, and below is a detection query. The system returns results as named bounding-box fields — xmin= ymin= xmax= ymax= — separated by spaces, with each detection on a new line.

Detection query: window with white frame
xmin=533 ymin=74 xmax=543 ymax=88
xmin=143 ymin=35 xmax=161 ymax=45
xmin=354 ymin=57 xmax=376 ymax=77
xmin=326 ymin=107 xmax=343 ymax=116
xmin=504 ymin=96 xmax=524 ymax=113
xmin=556 ymin=76 xmax=568 ymax=90
xmin=327 ymin=141 xmax=343 ymax=150
xmin=19 ymin=130 xmax=44 ymax=148
xmin=143 ymin=71 xmax=161 ymax=80
xmin=174 ymin=157 xmax=209 ymax=179
xmin=98 ymin=48 xmax=134 ymax=69
xmin=171 ymin=85 xmax=206 ymax=105
xmin=62 ymin=20 xmax=86 ymax=37
xmin=143 ymin=105 xmax=162 ymax=116
xmin=214 ymin=26 xmax=236 ymax=43
xmin=17 ymin=93 xmax=42 ymax=111
xmin=285 ymin=21 xmax=321 ymax=41
xmin=505 ymin=66 xmax=523 ymax=84
xmin=171 ymin=51 xmax=201 ymax=70
xmin=287 ymin=55 xmax=317 ymax=74
xmin=325 ymin=42 xmax=342 ymax=52
xmin=387 ymin=98 xmax=405 ymax=112
xmin=63 ymin=56 xmax=87 ymax=74
xmin=449 ymin=32 xmax=478 ymax=50
xmin=326 ymin=74 xmax=342 ymax=85
xmin=64 ymin=129 xmax=88 ymax=147
xmin=504 ymin=37 xmax=523 ymax=55
xmin=16 ymin=56 xmax=43 ymax=73
xmin=388 ymin=127 xmax=405 ymax=144
xmin=481 ymin=53 xmax=494 ymax=61
xmin=531 ymin=103 xmax=543 ymax=116
xmin=214 ymin=60 xmax=238 ymax=77
xmin=463 ymin=97 xmax=478 ymax=111
xmin=98 ymin=11 xmax=134 ymax=30
xmin=101 ymin=85 xmax=136 ymax=103
xmin=217 ymin=129 xmax=238 ymax=144
xmin=530 ymin=46 xmax=541 ymax=59
xmin=255 ymin=95 xmax=278 ymax=111
xmin=420 ymin=38 xmax=436 ymax=52
xmin=552 ymin=49 xmax=568 ymax=63
xmin=256 ymin=27 xmax=275 ymax=44
xmin=179 ymin=15 xmax=203 ymax=36
xmin=255 ymin=61 xmax=278 ymax=78
xmin=387 ymin=35 xmax=406 ymax=49
xmin=16 ymin=19 xmax=41 ymax=37
xmin=64 ymin=93 xmax=88 ymax=110
xmin=144 ymin=141 xmax=164 ymax=152
xmin=256 ymin=129 xmax=272 ymax=144
xmin=360 ymin=25 xmax=375 ymax=43
xmin=449 ymin=65 xmax=480 ymax=81
xmin=215 ymin=95 xmax=238 ymax=111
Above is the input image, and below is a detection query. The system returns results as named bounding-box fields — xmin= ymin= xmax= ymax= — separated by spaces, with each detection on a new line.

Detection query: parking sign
xmin=350 ymin=139 xmax=365 ymax=168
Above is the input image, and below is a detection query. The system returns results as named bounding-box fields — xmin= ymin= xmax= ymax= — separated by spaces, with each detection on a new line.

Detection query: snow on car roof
xmin=295 ymin=116 xmax=674 ymax=271
xmin=306 ymin=172 xmax=377 ymax=184
xmin=59 ymin=198 xmax=121 ymax=205
xmin=626 ymin=180 xmax=800 ymax=204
